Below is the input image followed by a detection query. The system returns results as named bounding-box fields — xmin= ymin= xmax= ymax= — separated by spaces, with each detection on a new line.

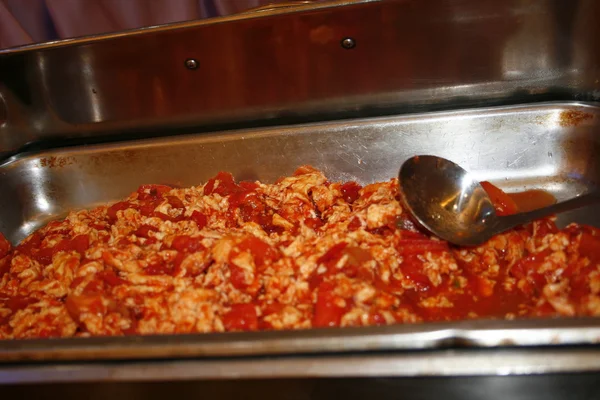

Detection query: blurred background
xmin=0 ymin=0 xmax=301 ymax=49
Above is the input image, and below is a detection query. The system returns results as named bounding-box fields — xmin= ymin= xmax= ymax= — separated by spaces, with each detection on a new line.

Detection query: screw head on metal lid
xmin=341 ymin=37 xmax=356 ymax=49
xmin=185 ymin=58 xmax=199 ymax=70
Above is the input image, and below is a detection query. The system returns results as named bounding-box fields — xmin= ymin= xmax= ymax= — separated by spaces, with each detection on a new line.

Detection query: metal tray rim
xmin=2 ymin=317 xmax=600 ymax=363
xmin=3 ymin=100 xmax=599 ymax=170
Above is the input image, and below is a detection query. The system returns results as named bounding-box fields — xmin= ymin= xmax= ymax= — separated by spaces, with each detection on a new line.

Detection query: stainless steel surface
xmin=399 ymin=155 xmax=498 ymax=246
xmin=4 ymin=348 xmax=600 ymax=384
xmin=0 ymin=0 xmax=599 ymax=158
xmin=399 ymin=155 xmax=600 ymax=246
xmin=0 ymin=102 xmax=599 ymax=373
xmin=1 ymin=101 xmax=598 ymax=245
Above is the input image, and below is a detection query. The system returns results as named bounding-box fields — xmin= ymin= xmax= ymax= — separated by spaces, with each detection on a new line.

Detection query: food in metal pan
xmin=1 ymin=166 xmax=598 ymax=339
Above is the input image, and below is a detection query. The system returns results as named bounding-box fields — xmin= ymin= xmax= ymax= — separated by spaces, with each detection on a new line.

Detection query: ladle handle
xmin=494 ymin=192 xmax=600 ymax=234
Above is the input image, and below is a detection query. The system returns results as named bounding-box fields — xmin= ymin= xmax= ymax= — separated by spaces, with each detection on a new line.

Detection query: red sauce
xmin=172 ymin=252 xmax=187 ymax=271
xmin=340 ymin=182 xmax=362 ymax=203
xmin=2 ymin=166 xmax=599 ymax=339
xmin=578 ymin=229 xmax=600 ymax=264
xmin=16 ymin=232 xmax=42 ymax=257
xmin=65 ymin=293 xmax=105 ymax=321
xmin=397 ymin=238 xmax=449 ymax=255
xmin=222 ymin=304 xmax=258 ymax=331
xmin=18 ymin=234 xmax=92 ymax=266
xmin=305 ymin=217 xmax=324 ymax=230
xmin=166 ymin=196 xmax=185 ymax=209
xmin=3 ymin=295 xmax=37 ymax=313
xmin=139 ymin=201 xmax=160 ymax=217
xmin=317 ymin=242 xmax=348 ymax=265
xmin=401 ymin=256 xmax=432 ymax=291
xmin=235 ymin=236 xmax=279 ymax=269
xmin=145 ymin=261 xmax=173 ymax=276
xmin=63 ymin=235 xmax=90 ymax=256
xmin=508 ymin=189 xmax=556 ymax=212
xmin=134 ymin=225 xmax=158 ymax=238
xmin=107 ymin=201 xmax=132 ymax=222
xmin=0 ymin=296 xmax=37 ymax=325
xmin=204 ymin=175 xmax=287 ymax=234
xmin=481 ymin=181 xmax=556 ymax=215
xmin=0 ymin=257 xmax=10 ymax=278
xmin=204 ymin=172 xmax=238 ymax=196
xmin=137 ymin=184 xmax=172 ymax=201
xmin=152 ymin=211 xmax=183 ymax=223
xmin=191 ymin=211 xmax=208 ymax=229
xmin=480 ymin=181 xmax=518 ymax=216
xmin=229 ymin=265 xmax=249 ymax=289
xmin=347 ymin=217 xmax=361 ymax=231
xmin=99 ymin=270 xmax=128 ymax=287
xmin=313 ymin=282 xmax=347 ymax=328
xmin=171 ymin=235 xmax=203 ymax=253
xmin=0 ymin=234 xmax=11 ymax=261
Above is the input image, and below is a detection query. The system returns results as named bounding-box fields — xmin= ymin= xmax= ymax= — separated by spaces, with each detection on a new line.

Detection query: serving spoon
xmin=398 ymin=155 xmax=600 ymax=246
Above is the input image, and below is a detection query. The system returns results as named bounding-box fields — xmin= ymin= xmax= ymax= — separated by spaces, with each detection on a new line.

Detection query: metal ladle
xmin=398 ymin=155 xmax=600 ymax=246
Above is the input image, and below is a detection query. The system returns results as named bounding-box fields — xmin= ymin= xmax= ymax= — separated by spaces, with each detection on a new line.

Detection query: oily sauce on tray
xmin=508 ymin=189 xmax=557 ymax=212
xmin=480 ymin=181 xmax=556 ymax=215
xmin=0 ymin=167 xmax=599 ymax=339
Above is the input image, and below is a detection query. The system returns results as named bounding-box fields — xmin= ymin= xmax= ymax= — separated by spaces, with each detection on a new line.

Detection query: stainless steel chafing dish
xmin=1 ymin=0 xmax=600 ymax=396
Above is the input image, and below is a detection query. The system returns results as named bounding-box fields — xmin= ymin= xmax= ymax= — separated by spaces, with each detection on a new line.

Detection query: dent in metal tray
xmin=0 ymin=101 xmax=600 ymax=365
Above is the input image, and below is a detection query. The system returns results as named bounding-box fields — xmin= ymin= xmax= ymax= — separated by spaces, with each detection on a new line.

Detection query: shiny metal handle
xmin=493 ymin=192 xmax=600 ymax=234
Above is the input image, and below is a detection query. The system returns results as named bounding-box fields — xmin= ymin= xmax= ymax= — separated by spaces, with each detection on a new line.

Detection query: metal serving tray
xmin=1 ymin=101 xmax=600 ymax=382
xmin=1 ymin=0 xmax=599 ymax=159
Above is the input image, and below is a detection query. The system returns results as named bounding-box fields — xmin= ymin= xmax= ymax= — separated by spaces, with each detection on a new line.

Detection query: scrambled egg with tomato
xmin=1 ymin=166 xmax=599 ymax=339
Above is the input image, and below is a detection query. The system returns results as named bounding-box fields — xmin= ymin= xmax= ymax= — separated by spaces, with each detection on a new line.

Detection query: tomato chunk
xmin=107 ymin=201 xmax=131 ymax=222
xmin=16 ymin=232 xmax=42 ymax=257
xmin=152 ymin=211 xmax=183 ymax=222
xmin=0 ymin=232 xmax=11 ymax=259
xmin=204 ymin=172 xmax=239 ymax=196
xmin=236 ymin=236 xmax=278 ymax=268
xmin=191 ymin=211 xmax=208 ymax=229
xmin=401 ymin=256 xmax=431 ymax=290
xmin=347 ymin=217 xmax=361 ymax=231
xmin=166 ymin=196 xmax=185 ymax=209
xmin=139 ymin=201 xmax=160 ymax=217
xmin=134 ymin=225 xmax=158 ymax=238
xmin=137 ymin=184 xmax=172 ymax=200
xmin=317 ymin=242 xmax=348 ymax=265
xmin=49 ymin=234 xmax=90 ymax=258
xmin=480 ymin=181 xmax=518 ymax=216
xmin=313 ymin=283 xmax=346 ymax=328
xmin=99 ymin=270 xmax=127 ymax=287
xmin=578 ymin=230 xmax=600 ymax=263
xmin=340 ymin=182 xmax=362 ymax=203
xmin=145 ymin=261 xmax=173 ymax=276
xmin=3 ymin=295 xmax=37 ymax=313
xmin=229 ymin=264 xmax=249 ymax=289
xmin=222 ymin=304 xmax=258 ymax=331
xmin=0 ymin=256 xmax=11 ymax=277
xmin=65 ymin=293 xmax=105 ymax=321
xmin=69 ymin=235 xmax=90 ymax=256
xmin=171 ymin=235 xmax=203 ymax=253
